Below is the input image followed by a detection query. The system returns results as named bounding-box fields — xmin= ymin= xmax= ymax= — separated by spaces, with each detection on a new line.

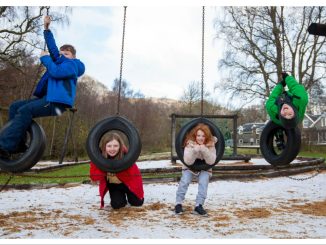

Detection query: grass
xmin=235 ymin=148 xmax=326 ymax=159
xmin=298 ymin=151 xmax=326 ymax=159
xmin=1 ymin=149 xmax=325 ymax=186
xmin=0 ymin=163 xmax=182 ymax=186
xmin=0 ymin=164 xmax=90 ymax=185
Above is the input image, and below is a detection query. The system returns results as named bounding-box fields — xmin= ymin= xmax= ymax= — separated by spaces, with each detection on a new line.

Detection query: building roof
xmin=238 ymin=122 xmax=265 ymax=133
xmin=304 ymin=113 xmax=326 ymax=128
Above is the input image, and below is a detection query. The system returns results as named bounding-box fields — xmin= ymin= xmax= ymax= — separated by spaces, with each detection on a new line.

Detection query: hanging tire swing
xmin=86 ymin=116 xmax=141 ymax=173
xmin=259 ymin=9 xmax=301 ymax=167
xmin=175 ymin=117 xmax=225 ymax=171
xmin=0 ymin=120 xmax=46 ymax=173
xmin=260 ymin=121 xmax=301 ymax=167
xmin=86 ymin=6 xmax=141 ymax=173
xmin=175 ymin=7 xmax=225 ymax=172
xmin=0 ymin=7 xmax=50 ymax=173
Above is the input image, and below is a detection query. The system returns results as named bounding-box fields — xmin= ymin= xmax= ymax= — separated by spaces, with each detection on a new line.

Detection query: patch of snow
xmin=32 ymin=157 xmax=305 ymax=170
xmin=1 ymin=169 xmax=325 ymax=239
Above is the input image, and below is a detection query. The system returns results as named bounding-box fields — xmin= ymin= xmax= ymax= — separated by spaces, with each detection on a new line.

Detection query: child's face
xmin=280 ymin=103 xmax=295 ymax=119
xmin=195 ymin=129 xmax=206 ymax=145
xmin=60 ymin=49 xmax=74 ymax=59
xmin=105 ymin=139 xmax=120 ymax=158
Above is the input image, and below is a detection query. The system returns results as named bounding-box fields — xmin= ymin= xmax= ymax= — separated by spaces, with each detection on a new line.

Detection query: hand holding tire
xmin=175 ymin=117 xmax=225 ymax=172
xmin=279 ymin=72 xmax=289 ymax=87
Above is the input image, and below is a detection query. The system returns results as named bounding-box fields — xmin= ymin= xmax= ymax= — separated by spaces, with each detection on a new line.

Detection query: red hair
xmin=183 ymin=123 xmax=214 ymax=147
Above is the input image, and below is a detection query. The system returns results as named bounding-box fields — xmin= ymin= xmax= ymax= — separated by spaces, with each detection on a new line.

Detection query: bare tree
xmin=112 ymin=78 xmax=144 ymax=98
xmin=0 ymin=7 xmax=72 ymax=104
xmin=307 ymin=81 xmax=326 ymax=114
xmin=0 ymin=6 xmax=71 ymax=68
xmin=180 ymin=80 xmax=210 ymax=114
xmin=214 ymin=6 xmax=326 ymax=105
xmin=0 ymin=58 xmax=42 ymax=105
xmin=235 ymin=104 xmax=266 ymax=125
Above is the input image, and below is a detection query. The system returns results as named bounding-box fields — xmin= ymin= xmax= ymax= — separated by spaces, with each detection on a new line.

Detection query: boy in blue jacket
xmin=0 ymin=16 xmax=85 ymax=158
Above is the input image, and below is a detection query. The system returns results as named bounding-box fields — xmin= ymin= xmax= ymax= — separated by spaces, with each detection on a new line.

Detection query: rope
xmin=200 ymin=6 xmax=205 ymax=116
xmin=116 ymin=6 xmax=127 ymax=115
xmin=28 ymin=6 xmax=50 ymax=98
xmin=281 ymin=6 xmax=285 ymax=71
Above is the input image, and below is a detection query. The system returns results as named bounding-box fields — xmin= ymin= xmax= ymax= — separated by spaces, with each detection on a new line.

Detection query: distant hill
xmin=79 ymin=75 xmax=183 ymax=108
xmin=148 ymin=97 xmax=181 ymax=107
xmin=78 ymin=75 xmax=114 ymax=99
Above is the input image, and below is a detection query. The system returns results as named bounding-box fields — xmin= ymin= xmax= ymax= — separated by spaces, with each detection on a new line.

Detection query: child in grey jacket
xmin=175 ymin=123 xmax=217 ymax=216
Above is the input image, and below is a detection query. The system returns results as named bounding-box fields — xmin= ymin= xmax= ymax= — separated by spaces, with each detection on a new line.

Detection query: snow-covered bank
xmin=32 ymin=157 xmax=303 ymax=170
xmin=1 ymin=169 xmax=326 ymax=239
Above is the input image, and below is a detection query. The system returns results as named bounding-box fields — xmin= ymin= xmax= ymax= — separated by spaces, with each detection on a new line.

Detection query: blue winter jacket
xmin=33 ymin=30 xmax=85 ymax=107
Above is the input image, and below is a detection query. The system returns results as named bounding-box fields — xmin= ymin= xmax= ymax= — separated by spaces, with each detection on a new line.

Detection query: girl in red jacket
xmin=90 ymin=133 xmax=144 ymax=209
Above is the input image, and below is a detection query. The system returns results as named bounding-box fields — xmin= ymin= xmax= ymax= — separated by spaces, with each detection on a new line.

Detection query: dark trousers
xmin=0 ymin=97 xmax=66 ymax=152
xmin=108 ymin=183 xmax=144 ymax=209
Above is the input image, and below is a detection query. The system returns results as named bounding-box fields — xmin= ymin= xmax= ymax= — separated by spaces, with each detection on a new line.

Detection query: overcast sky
xmin=51 ymin=6 xmax=225 ymax=103
xmin=4 ymin=0 xmax=324 ymax=108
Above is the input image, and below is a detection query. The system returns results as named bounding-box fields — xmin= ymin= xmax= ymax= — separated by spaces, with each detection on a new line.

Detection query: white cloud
xmin=54 ymin=6 xmax=224 ymax=101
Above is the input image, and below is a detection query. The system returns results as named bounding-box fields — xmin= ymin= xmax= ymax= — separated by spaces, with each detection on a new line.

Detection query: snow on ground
xmin=32 ymin=157 xmax=302 ymax=170
xmin=0 ymin=158 xmax=326 ymax=239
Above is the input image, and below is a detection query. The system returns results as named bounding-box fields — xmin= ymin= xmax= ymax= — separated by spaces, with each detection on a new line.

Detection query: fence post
xmin=233 ymin=114 xmax=238 ymax=156
xmin=0 ymin=107 xmax=3 ymax=128
xmin=59 ymin=108 xmax=77 ymax=164
xmin=171 ymin=113 xmax=176 ymax=164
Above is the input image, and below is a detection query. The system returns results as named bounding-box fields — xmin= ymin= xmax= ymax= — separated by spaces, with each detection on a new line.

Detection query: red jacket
xmin=89 ymin=162 xmax=144 ymax=208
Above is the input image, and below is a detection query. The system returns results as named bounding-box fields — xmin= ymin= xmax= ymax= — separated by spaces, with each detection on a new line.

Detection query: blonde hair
xmin=100 ymin=133 xmax=126 ymax=160
xmin=183 ymin=123 xmax=214 ymax=147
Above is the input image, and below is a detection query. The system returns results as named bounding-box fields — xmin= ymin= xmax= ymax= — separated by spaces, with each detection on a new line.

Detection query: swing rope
xmin=200 ymin=6 xmax=205 ymax=116
xmin=281 ymin=6 xmax=285 ymax=72
xmin=28 ymin=6 xmax=50 ymax=98
xmin=116 ymin=6 xmax=127 ymax=115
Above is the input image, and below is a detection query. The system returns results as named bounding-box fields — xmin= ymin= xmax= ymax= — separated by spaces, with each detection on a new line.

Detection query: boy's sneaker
xmin=193 ymin=204 xmax=208 ymax=216
xmin=0 ymin=147 xmax=10 ymax=159
xmin=175 ymin=204 xmax=183 ymax=214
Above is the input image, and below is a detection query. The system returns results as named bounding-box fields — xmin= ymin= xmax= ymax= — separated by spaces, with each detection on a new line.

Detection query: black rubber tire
xmin=260 ymin=120 xmax=301 ymax=166
xmin=86 ymin=116 xmax=142 ymax=173
xmin=175 ymin=117 xmax=225 ymax=171
xmin=0 ymin=120 xmax=46 ymax=173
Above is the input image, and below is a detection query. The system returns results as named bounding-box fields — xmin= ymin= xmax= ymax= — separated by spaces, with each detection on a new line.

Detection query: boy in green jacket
xmin=266 ymin=73 xmax=308 ymax=129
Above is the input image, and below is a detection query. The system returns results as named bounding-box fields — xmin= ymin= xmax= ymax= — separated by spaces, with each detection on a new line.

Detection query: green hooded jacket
xmin=265 ymin=75 xmax=309 ymax=126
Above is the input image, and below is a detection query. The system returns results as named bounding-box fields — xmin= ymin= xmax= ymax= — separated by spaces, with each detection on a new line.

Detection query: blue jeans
xmin=0 ymin=97 xmax=66 ymax=152
xmin=176 ymin=169 xmax=210 ymax=206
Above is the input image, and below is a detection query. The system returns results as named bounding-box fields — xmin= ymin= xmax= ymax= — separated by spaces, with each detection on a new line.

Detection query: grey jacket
xmin=183 ymin=136 xmax=217 ymax=171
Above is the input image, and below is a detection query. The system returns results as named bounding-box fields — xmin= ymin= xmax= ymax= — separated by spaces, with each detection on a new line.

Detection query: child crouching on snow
xmin=89 ymin=133 xmax=144 ymax=209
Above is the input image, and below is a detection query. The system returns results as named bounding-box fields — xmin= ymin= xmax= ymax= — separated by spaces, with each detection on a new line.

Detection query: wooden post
xmin=233 ymin=114 xmax=238 ymax=156
xmin=169 ymin=113 xmax=250 ymax=163
xmin=171 ymin=113 xmax=176 ymax=164
xmin=0 ymin=107 xmax=3 ymax=128
xmin=0 ymin=106 xmax=8 ymax=128
xmin=70 ymin=118 xmax=78 ymax=163
xmin=59 ymin=108 xmax=77 ymax=164
xmin=49 ymin=117 xmax=57 ymax=157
